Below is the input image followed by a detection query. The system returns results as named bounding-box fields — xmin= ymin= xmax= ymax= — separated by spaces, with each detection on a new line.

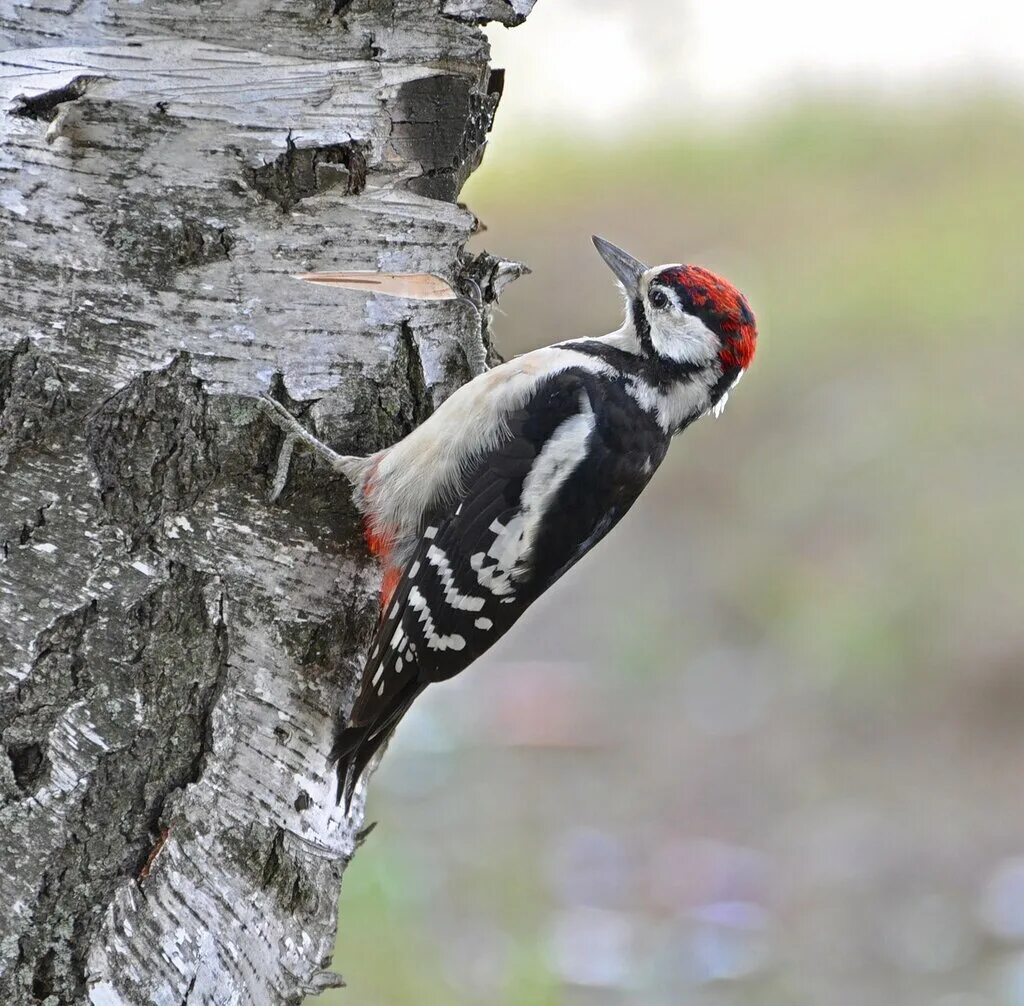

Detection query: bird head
xmin=592 ymin=236 xmax=757 ymax=381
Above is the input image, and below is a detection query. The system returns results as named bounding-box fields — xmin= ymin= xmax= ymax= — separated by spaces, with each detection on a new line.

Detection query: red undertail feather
xmin=360 ymin=463 xmax=402 ymax=613
xmin=363 ymin=521 xmax=401 ymax=613
xmin=379 ymin=564 xmax=402 ymax=613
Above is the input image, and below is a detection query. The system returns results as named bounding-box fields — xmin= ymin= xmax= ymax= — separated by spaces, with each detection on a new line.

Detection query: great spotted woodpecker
xmin=260 ymin=237 xmax=758 ymax=809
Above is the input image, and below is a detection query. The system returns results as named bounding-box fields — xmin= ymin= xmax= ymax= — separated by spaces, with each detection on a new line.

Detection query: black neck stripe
xmin=631 ymin=298 xmax=654 ymax=357
xmin=562 ymin=337 xmax=706 ymax=389
xmin=709 ymin=364 xmax=741 ymax=405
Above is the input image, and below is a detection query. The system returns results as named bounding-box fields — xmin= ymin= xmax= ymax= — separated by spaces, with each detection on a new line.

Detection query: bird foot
xmin=257 ymin=394 xmax=358 ymax=503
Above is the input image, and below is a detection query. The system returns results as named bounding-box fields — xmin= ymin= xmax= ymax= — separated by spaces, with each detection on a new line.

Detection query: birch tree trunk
xmin=0 ymin=2 xmax=533 ymax=1002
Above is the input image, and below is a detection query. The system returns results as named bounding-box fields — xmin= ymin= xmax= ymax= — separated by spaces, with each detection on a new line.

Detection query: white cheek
xmin=649 ymin=312 xmax=718 ymax=364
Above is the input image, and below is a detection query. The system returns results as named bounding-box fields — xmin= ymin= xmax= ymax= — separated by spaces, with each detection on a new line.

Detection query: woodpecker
xmin=260 ymin=237 xmax=758 ymax=809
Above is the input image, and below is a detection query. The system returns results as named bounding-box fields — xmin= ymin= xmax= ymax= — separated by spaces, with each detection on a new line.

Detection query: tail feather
xmin=329 ymin=723 xmax=375 ymax=813
xmin=330 ymin=682 xmax=426 ymax=812
xmin=341 ymin=735 xmax=386 ymax=812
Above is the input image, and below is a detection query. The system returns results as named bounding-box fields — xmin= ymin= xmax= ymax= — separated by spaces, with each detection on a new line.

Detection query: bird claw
xmin=257 ymin=393 xmax=355 ymax=501
xmin=459 ymin=277 xmax=485 ymax=313
xmin=267 ymin=432 xmax=297 ymax=504
xmin=257 ymin=393 xmax=305 ymax=435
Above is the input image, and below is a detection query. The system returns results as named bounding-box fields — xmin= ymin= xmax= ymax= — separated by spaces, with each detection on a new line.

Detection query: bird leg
xmin=257 ymin=394 xmax=361 ymax=503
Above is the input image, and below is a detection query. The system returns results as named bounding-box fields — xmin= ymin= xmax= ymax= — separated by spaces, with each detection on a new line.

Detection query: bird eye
xmin=649 ymin=288 xmax=669 ymax=310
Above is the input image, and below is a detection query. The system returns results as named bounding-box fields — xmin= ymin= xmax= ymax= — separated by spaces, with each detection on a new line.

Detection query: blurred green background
xmin=313 ymin=5 xmax=1024 ymax=1004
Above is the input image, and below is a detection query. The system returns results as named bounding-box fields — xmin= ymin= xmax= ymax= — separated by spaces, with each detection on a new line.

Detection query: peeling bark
xmin=0 ymin=2 xmax=532 ymax=1003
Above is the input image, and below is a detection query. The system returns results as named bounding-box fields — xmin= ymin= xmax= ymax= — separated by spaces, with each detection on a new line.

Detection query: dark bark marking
xmin=2 ymin=500 xmax=54 ymax=561
xmin=0 ymin=600 xmax=97 ymax=798
xmin=487 ymin=67 xmax=506 ymax=101
xmin=246 ymin=137 xmax=368 ymax=211
xmin=0 ymin=566 xmax=229 ymax=1002
xmin=10 ymin=75 xmax=103 ymax=122
xmin=30 ymin=948 xmax=55 ymax=1000
xmin=169 ymin=217 xmax=235 ymax=269
xmin=138 ymin=826 xmax=171 ymax=882
xmin=262 ymin=827 xmax=287 ymax=886
xmin=0 ymin=338 xmax=70 ymax=469
xmin=60 ymin=105 xmax=235 ymax=286
xmin=7 ymin=742 xmax=46 ymax=792
xmin=396 ymin=320 xmax=432 ymax=431
xmin=391 ymin=74 xmax=499 ymax=201
xmin=100 ymin=209 xmax=236 ymax=286
xmin=224 ymin=822 xmax=322 ymax=918
xmin=281 ymin=598 xmax=377 ymax=681
xmin=340 ymin=320 xmax=434 ymax=458
xmin=86 ymin=354 xmax=218 ymax=549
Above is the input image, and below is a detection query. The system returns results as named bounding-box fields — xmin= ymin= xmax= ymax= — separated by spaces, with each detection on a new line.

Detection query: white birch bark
xmin=0 ymin=2 xmax=534 ymax=1002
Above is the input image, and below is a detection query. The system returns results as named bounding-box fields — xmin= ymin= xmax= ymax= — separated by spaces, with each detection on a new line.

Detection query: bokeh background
xmin=313 ymin=3 xmax=1024 ymax=1004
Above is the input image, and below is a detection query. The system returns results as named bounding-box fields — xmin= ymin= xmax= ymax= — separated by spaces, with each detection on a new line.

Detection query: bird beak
xmin=592 ymin=236 xmax=647 ymax=299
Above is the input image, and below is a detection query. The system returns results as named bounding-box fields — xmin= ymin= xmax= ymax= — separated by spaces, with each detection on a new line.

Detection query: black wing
xmin=333 ymin=369 xmax=666 ymax=807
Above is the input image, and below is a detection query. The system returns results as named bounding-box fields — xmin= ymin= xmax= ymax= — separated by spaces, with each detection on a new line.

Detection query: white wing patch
xmin=471 ymin=515 xmax=523 ymax=598
xmin=389 ymin=622 xmax=406 ymax=650
xmin=408 ymin=586 xmax=466 ymax=652
xmin=470 ymin=392 xmax=595 ymax=595
xmin=517 ymin=390 xmax=595 ymax=565
xmin=426 ymin=543 xmax=485 ymax=612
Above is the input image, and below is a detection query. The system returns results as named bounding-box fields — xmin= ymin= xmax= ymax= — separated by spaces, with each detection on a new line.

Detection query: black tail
xmin=330 ymin=682 xmax=426 ymax=812
xmin=329 ymin=725 xmax=380 ymax=814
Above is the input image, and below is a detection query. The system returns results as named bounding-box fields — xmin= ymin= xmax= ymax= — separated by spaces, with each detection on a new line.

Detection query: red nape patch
xmin=719 ymin=323 xmax=757 ymax=370
xmin=657 ymin=265 xmax=758 ymax=370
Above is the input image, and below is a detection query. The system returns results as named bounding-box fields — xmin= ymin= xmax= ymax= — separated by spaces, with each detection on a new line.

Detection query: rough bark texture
xmin=0 ymin=2 xmax=534 ymax=1003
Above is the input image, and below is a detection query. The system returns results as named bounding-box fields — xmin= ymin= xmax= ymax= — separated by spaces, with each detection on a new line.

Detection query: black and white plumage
xmin=262 ymin=237 xmax=758 ymax=809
